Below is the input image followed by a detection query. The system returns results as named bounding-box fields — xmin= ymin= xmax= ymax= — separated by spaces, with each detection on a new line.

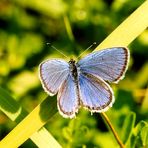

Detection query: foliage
xmin=0 ymin=0 xmax=148 ymax=147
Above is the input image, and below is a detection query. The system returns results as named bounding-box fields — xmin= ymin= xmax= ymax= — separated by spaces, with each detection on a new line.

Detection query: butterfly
xmin=39 ymin=47 xmax=130 ymax=118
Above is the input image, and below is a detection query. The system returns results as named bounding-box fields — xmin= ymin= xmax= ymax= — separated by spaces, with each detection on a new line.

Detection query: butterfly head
xmin=68 ymin=59 xmax=76 ymax=65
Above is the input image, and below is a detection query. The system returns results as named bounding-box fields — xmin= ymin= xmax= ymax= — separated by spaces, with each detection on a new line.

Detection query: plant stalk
xmin=101 ymin=112 xmax=125 ymax=148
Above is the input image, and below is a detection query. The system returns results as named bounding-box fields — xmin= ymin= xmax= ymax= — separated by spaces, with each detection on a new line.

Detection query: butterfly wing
xmin=79 ymin=72 xmax=114 ymax=112
xmin=57 ymin=74 xmax=79 ymax=118
xmin=39 ymin=59 xmax=69 ymax=96
xmin=77 ymin=47 xmax=129 ymax=83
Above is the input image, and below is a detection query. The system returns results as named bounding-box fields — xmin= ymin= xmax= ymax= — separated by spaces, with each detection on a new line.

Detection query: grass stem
xmin=101 ymin=112 xmax=125 ymax=148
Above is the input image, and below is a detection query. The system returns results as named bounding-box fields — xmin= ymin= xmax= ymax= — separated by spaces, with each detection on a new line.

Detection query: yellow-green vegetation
xmin=0 ymin=0 xmax=148 ymax=148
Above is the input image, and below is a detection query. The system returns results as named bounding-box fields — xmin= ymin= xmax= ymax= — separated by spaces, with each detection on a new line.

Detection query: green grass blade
xmin=95 ymin=0 xmax=148 ymax=50
xmin=0 ymin=87 xmax=61 ymax=148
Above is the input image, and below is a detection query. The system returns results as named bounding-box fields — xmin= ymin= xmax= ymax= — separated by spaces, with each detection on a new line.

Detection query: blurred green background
xmin=0 ymin=0 xmax=148 ymax=147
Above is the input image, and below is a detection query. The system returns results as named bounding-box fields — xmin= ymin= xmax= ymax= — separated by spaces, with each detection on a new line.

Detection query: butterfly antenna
xmin=78 ymin=42 xmax=96 ymax=59
xmin=47 ymin=43 xmax=68 ymax=58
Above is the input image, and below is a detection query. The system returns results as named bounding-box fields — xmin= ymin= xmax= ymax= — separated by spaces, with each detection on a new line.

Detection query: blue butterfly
xmin=39 ymin=47 xmax=130 ymax=118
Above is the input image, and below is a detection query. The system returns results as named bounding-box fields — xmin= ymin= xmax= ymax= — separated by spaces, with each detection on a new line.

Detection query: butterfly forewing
xmin=57 ymin=74 xmax=79 ymax=118
xmin=77 ymin=47 xmax=129 ymax=83
xmin=39 ymin=59 xmax=69 ymax=95
xmin=79 ymin=73 xmax=114 ymax=112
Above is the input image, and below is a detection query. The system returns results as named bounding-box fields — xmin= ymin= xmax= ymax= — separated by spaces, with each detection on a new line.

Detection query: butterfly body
xmin=68 ymin=59 xmax=78 ymax=81
xmin=39 ymin=47 xmax=129 ymax=118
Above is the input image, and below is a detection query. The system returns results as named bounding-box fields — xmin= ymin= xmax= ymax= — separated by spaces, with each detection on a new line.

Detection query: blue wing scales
xmin=79 ymin=73 xmax=114 ymax=112
xmin=39 ymin=59 xmax=69 ymax=95
xmin=57 ymin=74 xmax=79 ymax=118
xmin=77 ymin=47 xmax=129 ymax=83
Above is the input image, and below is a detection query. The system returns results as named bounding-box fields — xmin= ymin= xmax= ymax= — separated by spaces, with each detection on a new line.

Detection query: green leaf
xmin=140 ymin=124 xmax=148 ymax=147
xmin=121 ymin=112 xmax=136 ymax=144
xmin=127 ymin=121 xmax=148 ymax=148
xmin=134 ymin=121 xmax=147 ymax=135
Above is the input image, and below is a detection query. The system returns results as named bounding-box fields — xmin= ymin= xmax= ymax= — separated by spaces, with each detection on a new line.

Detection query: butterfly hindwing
xmin=77 ymin=47 xmax=129 ymax=83
xmin=57 ymin=74 xmax=79 ymax=118
xmin=79 ymin=72 xmax=114 ymax=112
xmin=39 ymin=59 xmax=69 ymax=96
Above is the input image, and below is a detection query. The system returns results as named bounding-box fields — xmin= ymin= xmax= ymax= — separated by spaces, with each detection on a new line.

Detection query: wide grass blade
xmin=0 ymin=87 xmax=61 ymax=148
xmin=95 ymin=0 xmax=148 ymax=50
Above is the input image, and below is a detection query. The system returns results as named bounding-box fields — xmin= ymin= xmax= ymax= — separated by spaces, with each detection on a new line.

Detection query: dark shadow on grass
xmin=0 ymin=86 xmax=58 ymax=123
xmin=39 ymin=95 xmax=58 ymax=122
xmin=0 ymin=87 xmax=28 ymax=123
